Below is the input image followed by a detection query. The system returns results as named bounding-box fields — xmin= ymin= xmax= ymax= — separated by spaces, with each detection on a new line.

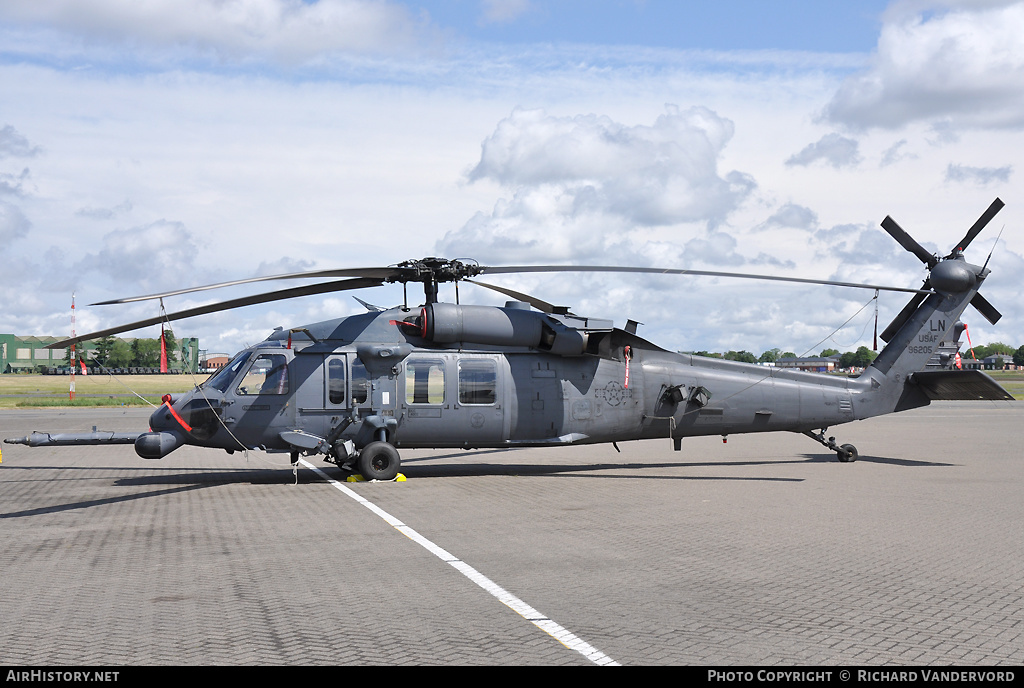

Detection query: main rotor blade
xmin=479 ymin=265 xmax=932 ymax=295
xmin=465 ymin=279 xmax=559 ymax=314
xmin=952 ymin=197 xmax=1004 ymax=255
xmin=90 ymin=267 xmax=400 ymax=305
xmin=970 ymin=292 xmax=1002 ymax=325
xmin=880 ymin=216 xmax=937 ymax=267
xmin=49 ymin=277 xmax=384 ymax=349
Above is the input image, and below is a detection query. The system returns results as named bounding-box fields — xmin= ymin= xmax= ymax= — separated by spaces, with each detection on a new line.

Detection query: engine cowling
xmin=419 ymin=303 xmax=587 ymax=355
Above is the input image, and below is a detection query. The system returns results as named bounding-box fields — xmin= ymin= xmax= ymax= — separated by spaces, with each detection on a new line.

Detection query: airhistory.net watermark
xmin=5 ymin=671 xmax=118 ymax=683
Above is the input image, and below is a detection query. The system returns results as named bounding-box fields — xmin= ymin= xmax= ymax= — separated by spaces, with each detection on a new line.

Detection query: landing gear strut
xmin=804 ymin=429 xmax=858 ymax=463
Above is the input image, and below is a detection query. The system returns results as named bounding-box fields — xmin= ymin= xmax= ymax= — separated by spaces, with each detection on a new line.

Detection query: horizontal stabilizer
xmin=908 ymin=370 xmax=1014 ymax=401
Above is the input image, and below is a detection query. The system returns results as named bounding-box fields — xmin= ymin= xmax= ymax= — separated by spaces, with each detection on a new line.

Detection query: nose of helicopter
xmin=149 ymin=394 xmax=191 ymax=432
xmin=135 ymin=394 xmax=189 ymax=459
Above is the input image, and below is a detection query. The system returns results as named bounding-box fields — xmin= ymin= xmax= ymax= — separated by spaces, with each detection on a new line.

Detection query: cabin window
xmin=237 ymin=353 xmax=289 ymax=395
xmin=458 ymin=359 xmax=496 ymax=405
xmin=405 ymin=358 xmax=445 ymax=404
xmin=328 ymin=358 xmax=346 ymax=405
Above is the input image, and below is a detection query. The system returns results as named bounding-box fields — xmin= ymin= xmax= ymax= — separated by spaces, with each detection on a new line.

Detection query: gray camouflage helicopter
xmin=7 ymin=199 xmax=1012 ymax=480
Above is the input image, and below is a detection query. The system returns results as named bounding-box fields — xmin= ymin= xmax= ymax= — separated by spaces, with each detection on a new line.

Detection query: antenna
xmin=981 ymin=225 xmax=1005 ymax=273
xmin=873 ymin=289 xmax=879 ymax=351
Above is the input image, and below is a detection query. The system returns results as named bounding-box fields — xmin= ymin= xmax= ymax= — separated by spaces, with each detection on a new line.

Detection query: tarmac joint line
xmin=298 ymin=458 xmax=619 ymax=666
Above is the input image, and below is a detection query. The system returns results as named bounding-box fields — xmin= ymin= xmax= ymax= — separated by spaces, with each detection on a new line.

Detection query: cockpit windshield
xmin=201 ymin=351 xmax=253 ymax=393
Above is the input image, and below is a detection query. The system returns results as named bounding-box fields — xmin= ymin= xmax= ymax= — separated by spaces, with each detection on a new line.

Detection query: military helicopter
xmin=6 ymin=199 xmax=1013 ymax=480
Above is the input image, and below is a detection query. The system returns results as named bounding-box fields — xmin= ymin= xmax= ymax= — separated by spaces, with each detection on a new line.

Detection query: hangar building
xmin=0 ymin=334 xmax=200 ymax=374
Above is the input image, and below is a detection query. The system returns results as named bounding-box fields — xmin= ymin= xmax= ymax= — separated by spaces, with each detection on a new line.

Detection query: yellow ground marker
xmin=346 ymin=473 xmax=406 ymax=482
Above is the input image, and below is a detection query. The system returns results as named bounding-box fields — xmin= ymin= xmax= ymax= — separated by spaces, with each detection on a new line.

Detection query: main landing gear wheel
xmin=357 ymin=441 xmax=401 ymax=481
xmin=837 ymin=444 xmax=858 ymax=463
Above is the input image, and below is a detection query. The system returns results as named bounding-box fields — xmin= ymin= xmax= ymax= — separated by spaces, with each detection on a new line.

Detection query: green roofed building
xmin=0 ymin=334 xmax=200 ymax=374
xmin=0 ymin=335 xmax=68 ymax=373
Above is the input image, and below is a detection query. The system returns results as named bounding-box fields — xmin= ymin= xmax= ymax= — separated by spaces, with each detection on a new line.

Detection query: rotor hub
xmin=388 ymin=258 xmax=485 ymax=304
xmin=389 ymin=258 xmax=483 ymax=285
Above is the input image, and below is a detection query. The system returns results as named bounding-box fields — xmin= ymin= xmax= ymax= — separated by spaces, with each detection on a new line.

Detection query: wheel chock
xmin=346 ymin=473 xmax=406 ymax=483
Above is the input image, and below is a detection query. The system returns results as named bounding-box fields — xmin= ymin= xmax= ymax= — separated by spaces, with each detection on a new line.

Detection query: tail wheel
xmin=837 ymin=444 xmax=858 ymax=463
xmin=357 ymin=441 xmax=401 ymax=481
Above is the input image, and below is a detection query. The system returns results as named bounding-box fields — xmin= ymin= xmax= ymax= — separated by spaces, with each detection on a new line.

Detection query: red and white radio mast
xmin=69 ymin=293 xmax=76 ymax=401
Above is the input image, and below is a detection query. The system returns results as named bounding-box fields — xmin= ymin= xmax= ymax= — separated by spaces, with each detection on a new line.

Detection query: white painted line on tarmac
xmin=299 ymin=459 xmax=619 ymax=666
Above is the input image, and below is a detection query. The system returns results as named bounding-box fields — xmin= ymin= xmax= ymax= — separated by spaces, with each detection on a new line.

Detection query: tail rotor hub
xmin=929 ymin=257 xmax=977 ymax=294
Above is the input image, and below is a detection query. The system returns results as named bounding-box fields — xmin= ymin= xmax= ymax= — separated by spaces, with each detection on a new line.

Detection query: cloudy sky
xmin=1 ymin=0 xmax=1021 ymax=359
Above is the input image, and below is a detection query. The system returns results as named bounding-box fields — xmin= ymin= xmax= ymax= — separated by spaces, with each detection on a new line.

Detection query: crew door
xmin=322 ymin=353 xmax=372 ymax=429
xmin=398 ymin=353 xmax=505 ymax=447
xmin=289 ymin=353 xmax=374 ymax=442
xmin=227 ymin=350 xmax=294 ymax=448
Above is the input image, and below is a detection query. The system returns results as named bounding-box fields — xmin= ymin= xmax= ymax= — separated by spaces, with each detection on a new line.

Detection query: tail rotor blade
xmin=952 ymin=197 xmax=1004 ymax=255
xmin=880 ymin=291 xmax=928 ymax=343
xmin=880 ymin=216 xmax=937 ymax=267
xmin=971 ymin=292 xmax=1002 ymax=325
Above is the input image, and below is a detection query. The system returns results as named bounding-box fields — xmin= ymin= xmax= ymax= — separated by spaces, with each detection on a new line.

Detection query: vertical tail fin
xmin=870 ymin=285 xmax=974 ymax=378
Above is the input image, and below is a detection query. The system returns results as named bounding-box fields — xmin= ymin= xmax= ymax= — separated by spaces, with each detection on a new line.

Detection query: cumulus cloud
xmin=440 ymin=105 xmax=756 ymax=264
xmin=0 ymin=133 xmax=36 ymax=242
xmin=785 ymin=133 xmax=862 ymax=168
xmin=756 ymin=203 xmax=819 ymax=231
xmin=254 ymin=256 xmax=317 ymax=276
xmin=927 ymin=120 xmax=962 ymax=145
xmin=0 ymin=125 xmax=41 ymax=159
xmin=0 ymin=0 xmax=438 ymax=62
xmin=681 ymin=231 xmax=746 ymax=267
xmin=479 ymin=0 xmax=535 ymax=25
xmin=816 ymin=225 xmax=910 ymax=266
xmin=0 ymin=201 xmax=31 ymax=242
xmin=880 ymin=139 xmax=916 ymax=167
xmin=944 ymin=163 xmax=1012 ymax=185
xmin=825 ymin=1 xmax=1024 ymax=130
xmin=0 ymin=168 xmax=32 ymax=198
xmin=73 ymin=220 xmax=199 ymax=291
xmin=75 ymin=199 xmax=132 ymax=220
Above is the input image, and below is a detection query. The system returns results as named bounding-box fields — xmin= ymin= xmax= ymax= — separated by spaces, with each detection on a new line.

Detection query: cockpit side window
xmin=236 ymin=353 xmax=289 ymax=395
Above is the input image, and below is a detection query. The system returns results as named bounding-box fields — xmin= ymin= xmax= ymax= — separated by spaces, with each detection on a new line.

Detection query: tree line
xmin=65 ymin=330 xmax=179 ymax=369
xmin=689 ymin=342 xmax=1024 ymax=368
